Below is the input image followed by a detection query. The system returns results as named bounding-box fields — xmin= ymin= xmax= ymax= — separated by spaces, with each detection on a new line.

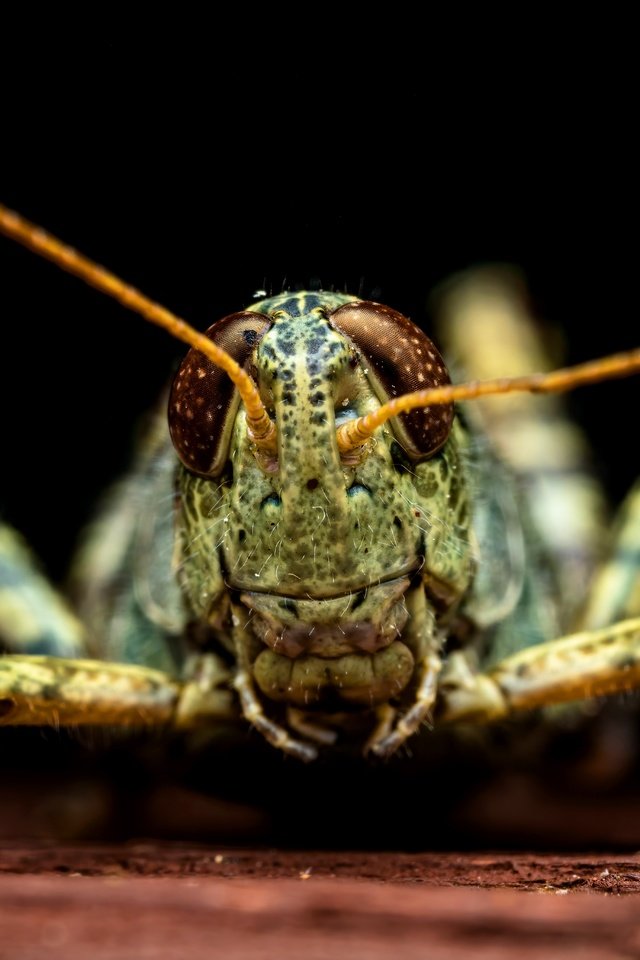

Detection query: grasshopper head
xmin=170 ymin=292 xmax=471 ymax=725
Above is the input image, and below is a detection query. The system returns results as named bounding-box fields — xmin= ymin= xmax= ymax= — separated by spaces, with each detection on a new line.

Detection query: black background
xmin=1 ymin=27 xmax=637 ymax=583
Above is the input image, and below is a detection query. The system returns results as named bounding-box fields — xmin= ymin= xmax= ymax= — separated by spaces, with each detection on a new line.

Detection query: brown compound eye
xmin=169 ymin=311 xmax=272 ymax=477
xmin=329 ymin=301 xmax=453 ymax=459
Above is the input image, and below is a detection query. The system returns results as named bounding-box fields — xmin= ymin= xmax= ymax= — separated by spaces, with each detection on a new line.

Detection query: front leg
xmin=437 ymin=617 xmax=640 ymax=725
xmin=230 ymin=601 xmax=319 ymax=762
xmin=367 ymin=586 xmax=443 ymax=757
xmin=0 ymin=656 xmax=181 ymax=726
xmin=0 ymin=651 xmax=235 ymax=729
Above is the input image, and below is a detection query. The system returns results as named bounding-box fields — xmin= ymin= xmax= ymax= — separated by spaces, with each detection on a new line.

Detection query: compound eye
xmin=169 ymin=311 xmax=271 ymax=477
xmin=329 ymin=301 xmax=453 ymax=458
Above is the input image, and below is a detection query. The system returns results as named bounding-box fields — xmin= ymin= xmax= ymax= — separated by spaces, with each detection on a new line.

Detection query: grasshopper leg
xmin=576 ymin=479 xmax=640 ymax=630
xmin=287 ymin=707 xmax=338 ymax=746
xmin=441 ymin=484 xmax=640 ymax=725
xmin=368 ymin=651 xmax=442 ymax=757
xmin=0 ymin=651 xmax=239 ymax=730
xmin=0 ymin=655 xmax=180 ymax=726
xmin=432 ymin=266 xmax=609 ymax=610
xmin=0 ymin=525 xmax=88 ymax=659
xmin=231 ymin=603 xmax=318 ymax=762
xmin=367 ymin=585 xmax=442 ymax=756
xmin=232 ymin=667 xmax=317 ymax=762
xmin=437 ymin=617 xmax=640 ymax=724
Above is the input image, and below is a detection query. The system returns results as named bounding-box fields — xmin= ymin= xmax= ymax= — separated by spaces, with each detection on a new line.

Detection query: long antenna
xmin=337 ymin=349 xmax=640 ymax=455
xmin=0 ymin=204 xmax=276 ymax=451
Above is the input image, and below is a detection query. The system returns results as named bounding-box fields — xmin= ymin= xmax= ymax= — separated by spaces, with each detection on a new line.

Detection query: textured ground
xmin=3 ymin=724 xmax=640 ymax=958
xmin=2 ymin=846 xmax=640 ymax=959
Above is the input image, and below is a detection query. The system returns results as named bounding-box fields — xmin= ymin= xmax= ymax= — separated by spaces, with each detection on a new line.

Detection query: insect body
xmin=1 ymin=206 xmax=640 ymax=766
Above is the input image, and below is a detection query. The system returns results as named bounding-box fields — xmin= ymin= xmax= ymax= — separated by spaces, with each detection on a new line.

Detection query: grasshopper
xmin=1 ymin=205 xmax=640 ymax=766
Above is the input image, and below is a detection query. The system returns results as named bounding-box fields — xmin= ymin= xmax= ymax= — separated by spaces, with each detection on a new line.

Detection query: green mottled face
xmin=173 ymin=292 xmax=473 ymax=714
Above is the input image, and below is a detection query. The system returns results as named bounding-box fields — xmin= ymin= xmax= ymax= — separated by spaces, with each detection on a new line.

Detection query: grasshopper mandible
xmin=1 ymin=204 xmax=640 ymax=763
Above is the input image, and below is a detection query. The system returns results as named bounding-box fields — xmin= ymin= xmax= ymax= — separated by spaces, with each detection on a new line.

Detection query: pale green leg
xmin=0 ymin=656 xmax=179 ymax=726
xmin=575 ymin=479 xmax=640 ymax=630
xmin=0 ymin=524 xmax=87 ymax=658
xmin=439 ymin=479 xmax=640 ymax=725
xmin=437 ymin=617 xmax=640 ymax=725
xmin=433 ymin=266 xmax=609 ymax=620
xmin=0 ymin=651 xmax=236 ymax=729
xmin=366 ymin=586 xmax=442 ymax=757
xmin=230 ymin=601 xmax=318 ymax=762
xmin=69 ymin=422 xmax=188 ymax=674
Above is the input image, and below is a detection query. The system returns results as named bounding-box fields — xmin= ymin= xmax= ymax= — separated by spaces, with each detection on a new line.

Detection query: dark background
xmin=0 ymin=28 xmax=636 ymax=583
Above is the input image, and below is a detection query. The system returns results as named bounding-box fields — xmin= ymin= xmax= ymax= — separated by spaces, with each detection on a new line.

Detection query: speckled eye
xmin=169 ymin=311 xmax=272 ymax=477
xmin=328 ymin=301 xmax=453 ymax=459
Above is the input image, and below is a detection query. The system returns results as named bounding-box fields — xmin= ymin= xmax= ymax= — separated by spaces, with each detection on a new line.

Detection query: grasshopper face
xmin=171 ymin=292 xmax=474 ymax=731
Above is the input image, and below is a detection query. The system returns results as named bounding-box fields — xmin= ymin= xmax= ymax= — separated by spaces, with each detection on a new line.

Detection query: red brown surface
xmin=4 ymin=727 xmax=640 ymax=958
xmin=2 ymin=846 xmax=640 ymax=959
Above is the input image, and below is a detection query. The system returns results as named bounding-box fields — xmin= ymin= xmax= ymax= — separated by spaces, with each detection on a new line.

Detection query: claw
xmin=233 ymin=669 xmax=318 ymax=762
xmin=287 ymin=707 xmax=338 ymax=746
xmin=366 ymin=652 xmax=441 ymax=757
